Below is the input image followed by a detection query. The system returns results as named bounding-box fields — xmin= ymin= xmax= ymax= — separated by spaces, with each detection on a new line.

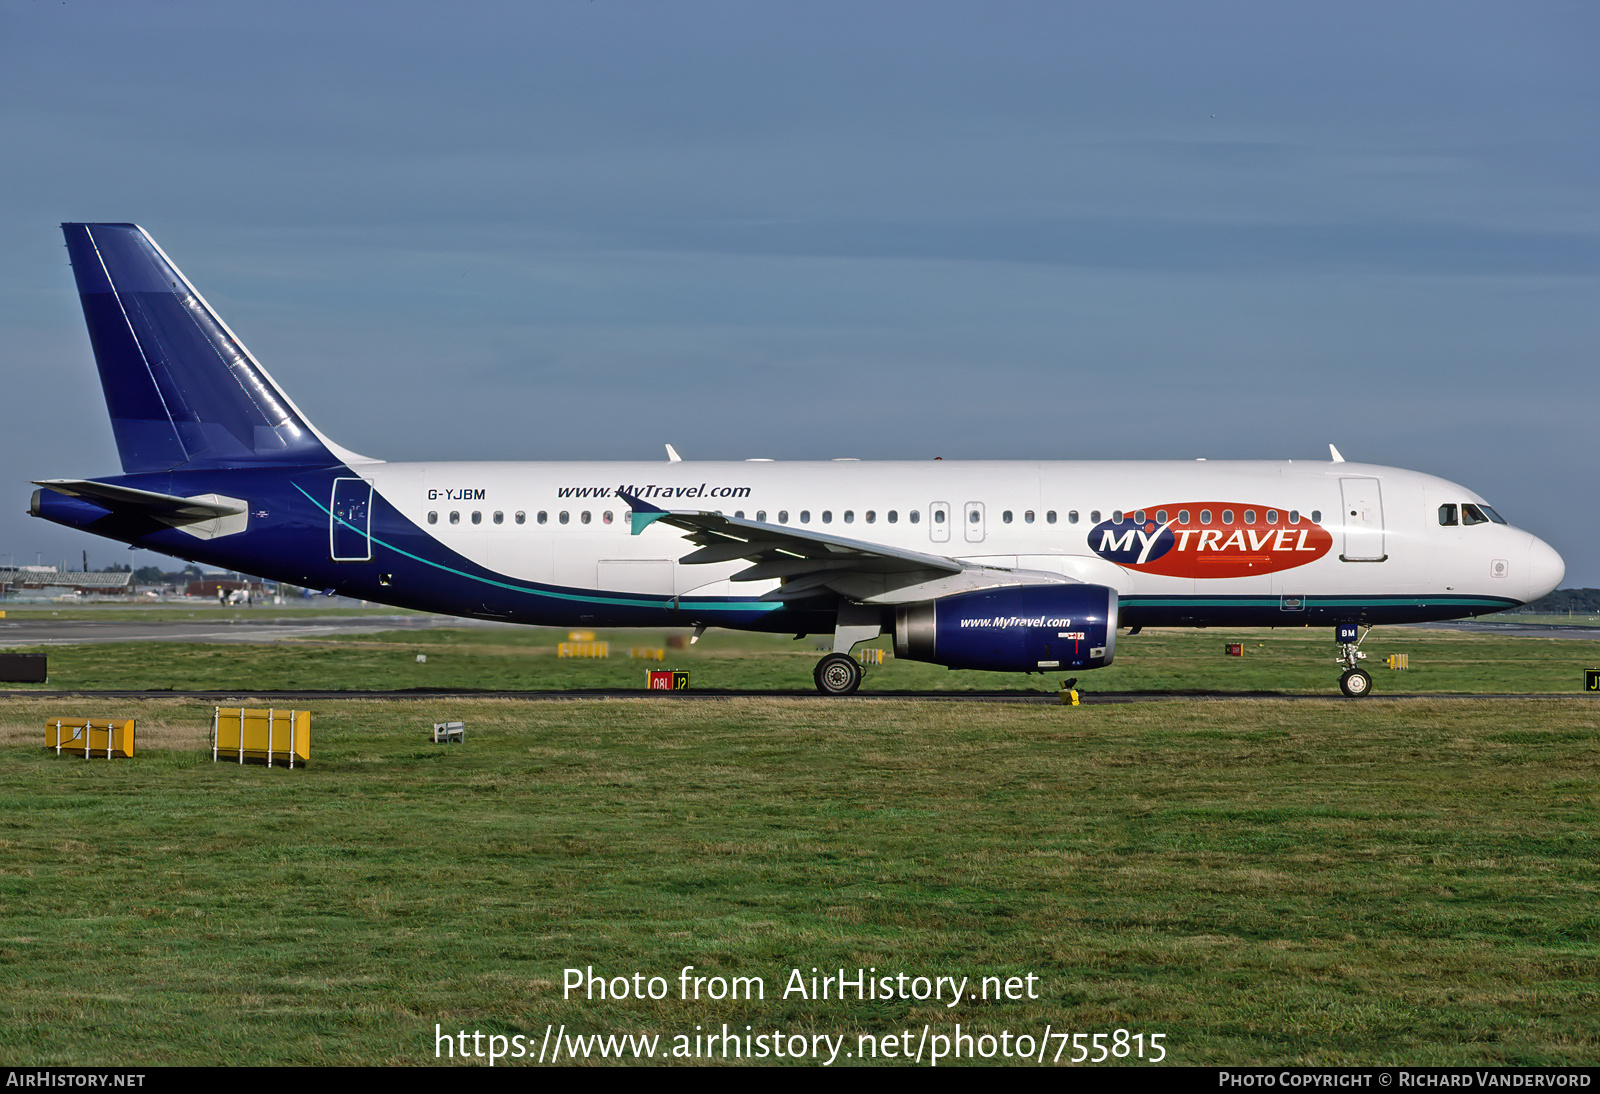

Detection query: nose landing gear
xmin=1336 ymin=623 xmax=1373 ymax=697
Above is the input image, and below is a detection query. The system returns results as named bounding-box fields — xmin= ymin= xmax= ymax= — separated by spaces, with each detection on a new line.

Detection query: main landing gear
xmin=814 ymin=653 xmax=864 ymax=696
xmin=1336 ymin=624 xmax=1373 ymax=698
xmin=814 ymin=602 xmax=880 ymax=695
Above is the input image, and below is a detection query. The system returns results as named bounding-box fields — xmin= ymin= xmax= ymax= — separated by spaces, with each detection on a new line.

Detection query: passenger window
xmin=778 ymin=510 xmax=788 ymax=523
xmin=1311 ymin=510 xmax=1321 ymax=523
xmin=493 ymin=511 xmax=503 ymax=524
xmin=734 ymin=510 xmax=744 ymax=519
xmin=1025 ymin=510 xmax=1034 ymax=524
xmin=1089 ymin=510 xmax=1101 ymax=523
xmin=471 ymin=511 xmax=482 ymax=525
xmin=800 ymin=510 xmax=811 ymax=523
xmin=449 ymin=511 xmax=460 ymax=525
xmin=886 ymin=510 xmax=896 ymax=523
xmin=581 ymin=511 xmax=591 ymax=524
xmin=1155 ymin=510 xmax=1168 ymax=524
xmin=1134 ymin=510 xmax=1145 ymax=524
xmin=1112 ymin=511 xmax=1124 ymax=525
xmin=1289 ymin=510 xmax=1300 ymax=523
xmin=1266 ymin=510 xmax=1278 ymax=524
xmin=969 ymin=510 xmax=980 ymax=524
xmin=756 ymin=510 xmax=766 ymax=522
xmin=559 ymin=511 xmax=569 ymax=524
xmin=909 ymin=510 xmax=921 ymax=524
xmin=1047 ymin=511 xmax=1058 ymax=524
xmin=933 ymin=509 xmax=946 ymax=524
xmin=427 ymin=511 xmax=438 ymax=525
xmin=603 ymin=511 xmax=614 ymax=525
xmin=1244 ymin=510 xmax=1255 ymax=524
xmin=822 ymin=511 xmax=832 ymax=524
xmin=1002 ymin=510 xmax=1013 ymax=524
xmin=843 ymin=511 xmax=853 ymax=523
xmin=537 ymin=511 xmax=548 ymax=524
xmin=1221 ymin=509 xmax=1233 ymax=524
xmin=515 ymin=511 xmax=525 ymax=524
xmin=1200 ymin=510 xmax=1212 ymax=525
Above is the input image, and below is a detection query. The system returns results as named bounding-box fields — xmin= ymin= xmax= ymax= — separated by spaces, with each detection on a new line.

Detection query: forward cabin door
xmin=1338 ymin=477 xmax=1386 ymax=561
xmin=330 ymin=477 xmax=373 ymax=561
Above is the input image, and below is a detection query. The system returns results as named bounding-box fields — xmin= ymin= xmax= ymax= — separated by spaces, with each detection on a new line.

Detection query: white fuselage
xmin=357 ymin=457 xmax=1562 ymax=611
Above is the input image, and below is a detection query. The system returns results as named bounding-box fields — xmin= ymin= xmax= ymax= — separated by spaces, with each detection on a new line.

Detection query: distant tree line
xmin=1512 ymin=588 xmax=1600 ymax=614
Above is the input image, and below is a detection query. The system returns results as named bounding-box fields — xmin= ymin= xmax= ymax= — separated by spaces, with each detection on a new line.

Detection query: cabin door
xmin=330 ymin=478 xmax=373 ymax=561
xmin=1338 ymin=477 xmax=1386 ymax=561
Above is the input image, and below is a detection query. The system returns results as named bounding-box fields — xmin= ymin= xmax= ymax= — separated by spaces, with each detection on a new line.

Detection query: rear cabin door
xmin=330 ymin=478 xmax=373 ymax=561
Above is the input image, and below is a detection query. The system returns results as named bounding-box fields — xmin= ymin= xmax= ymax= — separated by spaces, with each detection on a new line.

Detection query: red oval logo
xmin=1090 ymin=503 xmax=1332 ymax=578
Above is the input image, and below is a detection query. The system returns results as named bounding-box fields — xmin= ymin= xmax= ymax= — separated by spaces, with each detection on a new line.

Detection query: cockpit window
xmin=1462 ymin=504 xmax=1489 ymax=526
xmin=1480 ymin=505 xmax=1507 ymax=524
xmin=1438 ymin=504 xmax=1458 ymax=526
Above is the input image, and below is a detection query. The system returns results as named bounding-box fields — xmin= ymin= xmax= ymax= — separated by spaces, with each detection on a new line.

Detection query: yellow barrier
xmin=558 ymin=641 xmax=609 ymax=659
xmin=629 ymin=647 xmax=665 ymax=661
xmin=213 ymin=707 xmax=309 ymax=767
xmin=1387 ymin=653 xmax=1409 ymax=671
xmin=45 ymin=719 xmax=134 ymax=758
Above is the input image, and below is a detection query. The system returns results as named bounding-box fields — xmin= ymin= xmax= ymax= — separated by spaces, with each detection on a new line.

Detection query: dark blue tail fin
xmin=62 ymin=223 xmax=346 ymax=473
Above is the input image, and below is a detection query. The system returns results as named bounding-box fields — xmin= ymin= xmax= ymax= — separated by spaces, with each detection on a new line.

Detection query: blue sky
xmin=3 ymin=1 xmax=1597 ymax=583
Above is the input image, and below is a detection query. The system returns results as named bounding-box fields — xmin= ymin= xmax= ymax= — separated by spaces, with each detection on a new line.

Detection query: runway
xmin=1 ymin=612 xmax=1594 ymax=703
xmin=1 ymin=686 xmax=1591 ymax=704
xmin=0 ymin=612 xmax=483 ymax=646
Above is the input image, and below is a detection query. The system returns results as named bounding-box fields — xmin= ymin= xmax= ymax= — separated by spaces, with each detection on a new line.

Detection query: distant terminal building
xmin=187 ymin=579 xmax=269 ymax=601
xmin=0 ymin=566 xmax=134 ymax=599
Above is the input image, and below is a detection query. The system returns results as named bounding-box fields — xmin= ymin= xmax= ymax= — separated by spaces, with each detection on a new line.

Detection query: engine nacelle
xmin=894 ymin=584 xmax=1118 ymax=673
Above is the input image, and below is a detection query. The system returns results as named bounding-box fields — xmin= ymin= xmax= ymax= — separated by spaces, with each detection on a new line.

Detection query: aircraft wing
xmin=619 ymin=491 xmax=1072 ymax=604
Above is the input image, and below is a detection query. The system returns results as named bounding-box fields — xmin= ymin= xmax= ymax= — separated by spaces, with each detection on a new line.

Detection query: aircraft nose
xmin=1525 ymin=534 xmax=1565 ymax=602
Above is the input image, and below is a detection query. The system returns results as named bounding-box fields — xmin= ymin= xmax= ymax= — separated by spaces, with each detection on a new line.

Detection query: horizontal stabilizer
xmin=33 ymin=479 xmax=249 ymax=539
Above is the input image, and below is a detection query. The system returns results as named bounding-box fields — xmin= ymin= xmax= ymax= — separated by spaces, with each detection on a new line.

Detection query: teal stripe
xmin=297 ymin=483 xmax=779 ymax=615
xmin=1123 ymin=596 xmax=1514 ymax=609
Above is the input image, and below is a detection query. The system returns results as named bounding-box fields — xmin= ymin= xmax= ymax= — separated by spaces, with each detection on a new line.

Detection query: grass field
xmin=1 ymin=627 xmax=1597 ymax=1067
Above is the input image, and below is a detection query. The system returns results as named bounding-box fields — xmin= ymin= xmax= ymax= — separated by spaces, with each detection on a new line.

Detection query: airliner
xmin=29 ymin=224 xmax=1565 ymax=697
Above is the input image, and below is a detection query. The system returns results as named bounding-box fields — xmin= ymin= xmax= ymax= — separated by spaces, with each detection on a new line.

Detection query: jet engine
xmin=893 ymin=584 xmax=1118 ymax=673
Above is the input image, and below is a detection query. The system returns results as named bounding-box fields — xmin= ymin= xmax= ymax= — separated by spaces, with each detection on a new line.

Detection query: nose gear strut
xmin=1336 ymin=624 xmax=1373 ymax=697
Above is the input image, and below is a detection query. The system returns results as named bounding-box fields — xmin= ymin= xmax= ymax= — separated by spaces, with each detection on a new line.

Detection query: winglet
xmin=1329 ymin=444 xmax=1345 ymax=463
xmin=619 ymin=490 xmax=670 ymax=535
xmin=665 ymin=444 xmax=683 ymax=463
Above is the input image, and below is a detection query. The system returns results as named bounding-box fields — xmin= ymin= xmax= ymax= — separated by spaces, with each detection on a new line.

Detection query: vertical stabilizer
xmin=61 ymin=223 xmax=365 ymax=472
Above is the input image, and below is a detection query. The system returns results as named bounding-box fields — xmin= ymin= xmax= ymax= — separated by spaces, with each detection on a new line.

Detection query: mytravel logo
xmin=1089 ymin=503 xmax=1333 ymax=579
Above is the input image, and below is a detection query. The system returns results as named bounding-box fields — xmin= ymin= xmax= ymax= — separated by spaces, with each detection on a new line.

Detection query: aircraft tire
xmin=814 ymin=653 xmax=863 ymax=696
xmin=1339 ymin=668 xmax=1373 ymax=698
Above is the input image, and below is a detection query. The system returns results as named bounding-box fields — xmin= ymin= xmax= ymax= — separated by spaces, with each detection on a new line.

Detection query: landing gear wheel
xmin=1339 ymin=668 xmax=1373 ymax=698
xmin=814 ymin=653 xmax=863 ymax=696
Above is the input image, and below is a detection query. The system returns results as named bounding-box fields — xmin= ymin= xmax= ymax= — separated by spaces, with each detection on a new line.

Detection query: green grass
xmin=6 ymin=624 xmax=1600 ymax=695
xmin=2 ymin=692 xmax=1597 ymax=1066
